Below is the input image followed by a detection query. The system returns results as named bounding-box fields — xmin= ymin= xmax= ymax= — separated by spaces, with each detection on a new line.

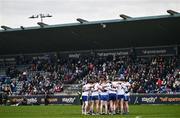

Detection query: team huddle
xmin=82 ymin=75 xmax=131 ymax=115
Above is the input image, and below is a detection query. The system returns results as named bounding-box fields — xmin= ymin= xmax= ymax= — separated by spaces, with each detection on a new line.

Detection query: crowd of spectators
xmin=0 ymin=53 xmax=180 ymax=96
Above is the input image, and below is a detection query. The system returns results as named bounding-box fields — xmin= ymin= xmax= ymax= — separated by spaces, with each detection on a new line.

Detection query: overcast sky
xmin=0 ymin=0 xmax=180 ymax=28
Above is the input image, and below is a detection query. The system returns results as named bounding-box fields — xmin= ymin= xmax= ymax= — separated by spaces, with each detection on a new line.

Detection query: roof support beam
xmin=167 ymin=10 xmax=179 ymax=15
xmin=1 ymin=26 xmax=12 ymax=30
xmin=37 ymin=22 xmax=48 ymax=28
xmin=76 ymin=18 xmax=88 ymax=24
xmin=119 ymin=14 xmax=132 ymax=20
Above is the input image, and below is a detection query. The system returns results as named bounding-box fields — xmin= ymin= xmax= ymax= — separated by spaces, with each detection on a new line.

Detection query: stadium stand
xmin=0 ymin=50 xmax=179 ymax=96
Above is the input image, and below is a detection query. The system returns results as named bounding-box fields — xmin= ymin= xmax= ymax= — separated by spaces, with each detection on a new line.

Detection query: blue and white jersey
xmin=124 ymin=82 xmax=131 ymax=96
xmin=107 ymin=82 xmax=117 ymax=94
xmin=92 ymin=83 xmax=100 ymax=96
xmin=99 ymin=83 xmax=109 ymax=96
xmin=116 ymin=82 xmax=125 ymax=95
xmin=82 ymin=83 xmax=92 ymax=96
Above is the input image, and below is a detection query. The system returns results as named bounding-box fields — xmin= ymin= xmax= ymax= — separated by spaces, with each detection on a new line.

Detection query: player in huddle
xmin=81 ymin=76 xmax=131 ymax=115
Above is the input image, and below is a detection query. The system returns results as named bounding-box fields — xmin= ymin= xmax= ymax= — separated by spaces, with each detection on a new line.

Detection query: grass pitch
xmin=0 ymin=105 xmax=179 ymax=118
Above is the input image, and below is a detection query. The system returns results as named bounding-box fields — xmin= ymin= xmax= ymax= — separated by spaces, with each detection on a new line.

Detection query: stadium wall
xmin=2 ymin=94 xmax=180 ymax=105
xmin=130 ymin=94 xmax=180 ymax=104
xmin=7 ymin=95 xmax=80 ymax=105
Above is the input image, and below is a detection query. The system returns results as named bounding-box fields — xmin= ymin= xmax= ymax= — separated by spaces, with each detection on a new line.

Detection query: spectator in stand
xmin=10 ymin=80 xmax=16 ymax=95
xmin=0 ymin=54 xmax=179 ymax=95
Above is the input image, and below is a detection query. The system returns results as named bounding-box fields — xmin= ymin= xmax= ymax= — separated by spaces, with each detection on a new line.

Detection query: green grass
xmin=0 ymin=105 xmax=180 ymax=118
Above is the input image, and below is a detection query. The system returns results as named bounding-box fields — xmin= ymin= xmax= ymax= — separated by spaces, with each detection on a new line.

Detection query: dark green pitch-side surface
xmin=0 ymin=105 xmax=180 ymax=118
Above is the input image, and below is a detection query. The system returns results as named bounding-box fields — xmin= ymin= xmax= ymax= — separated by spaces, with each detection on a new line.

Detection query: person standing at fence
xmin=44 ymin=91 xmax=49 ymax=106
xmin=2 ymin=85 xmax=12 ymax=105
